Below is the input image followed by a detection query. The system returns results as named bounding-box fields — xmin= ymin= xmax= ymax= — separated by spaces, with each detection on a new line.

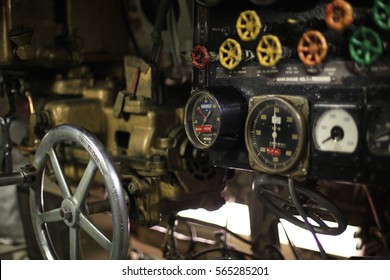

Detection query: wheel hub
xmin=60 ymin=199 xmax=79 ymax=227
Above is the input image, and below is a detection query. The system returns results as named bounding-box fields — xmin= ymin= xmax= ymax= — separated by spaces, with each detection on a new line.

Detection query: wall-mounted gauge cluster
xmin=245 ymin=96 xmax=309 ymax=175
xmin=190 ymin=0 xmax=390 ymax=183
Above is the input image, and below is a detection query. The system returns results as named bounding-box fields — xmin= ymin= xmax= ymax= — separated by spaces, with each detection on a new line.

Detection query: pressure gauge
xmin=184 ymin=88 xmax=245 ymax=150
xmin=245 ymin=96 xmax=308 ymax=174
xmin=313 ymin=108 xmax=358 ymax=153
xmin=367 ymin=111 xmax=390 ymax=156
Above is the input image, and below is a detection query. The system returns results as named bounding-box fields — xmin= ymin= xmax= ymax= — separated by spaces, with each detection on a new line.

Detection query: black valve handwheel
xmin=253 ymin=174 xmax=347 ymax=236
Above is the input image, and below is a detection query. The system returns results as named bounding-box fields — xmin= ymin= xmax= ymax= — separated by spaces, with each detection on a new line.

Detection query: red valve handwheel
xmin=191 ymin=44 xmax=211 ymax=69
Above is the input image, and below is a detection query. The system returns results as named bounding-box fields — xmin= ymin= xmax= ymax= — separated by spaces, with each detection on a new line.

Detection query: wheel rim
xmin=236 ymin=10 xmax=261 ymax=42
xmin=297 ymin=31 xmax=328 ymax=66
xmin=256 ymin=35 xmax=283 ymax=67
xmin=30 ymin=124 xmax=129 ymax=259
xmin=373 ymin=0 xmax=390 ymax=31
xmin=325 ymin=0 xmax=354 ymax=31
xmin=349 ymin=27 xmax=383 ymax=65
xmin=219 ymin=38 xmax=242 ymax=70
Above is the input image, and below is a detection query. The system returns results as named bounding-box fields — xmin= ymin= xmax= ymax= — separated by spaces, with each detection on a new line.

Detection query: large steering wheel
xmin=253 ymin=174 xmax=347 ymax=236
xmin=30 ymin=124 xmax=129 ymax=259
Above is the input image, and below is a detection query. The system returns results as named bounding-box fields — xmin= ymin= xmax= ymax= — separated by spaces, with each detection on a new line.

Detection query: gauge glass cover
xmin=313 ymin=108 xmax=358 ymax=153
xmin=184 ymin=91 xmax=221 ymax=149
xmin=245 ymin=97 xmax=306 ymax=173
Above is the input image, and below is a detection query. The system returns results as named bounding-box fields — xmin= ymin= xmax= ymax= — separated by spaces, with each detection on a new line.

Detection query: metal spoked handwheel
xmin=256 ymin=35 xmax=283 ymax=67
xmin=236 ymin=10 xmax=261 ymax=42
xmin=373 ymin=0 xmax=390 ymax=31
xmin=297 ymin=31 xmax=328 ymax=66
xmin=253 ymin=174 xmax=347 ymax=236
xmin=219 ymin=38 xmax=242 ymax=70
xmin=349 ymin=27 xmax=383 ymax=65
xmin=325 ymin=0 xmax=354 ymax=31
xmin=30 ymin=124 xmax=129 ymax=259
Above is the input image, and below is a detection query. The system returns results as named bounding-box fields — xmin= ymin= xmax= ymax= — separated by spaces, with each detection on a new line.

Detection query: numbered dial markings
xmin=313 ymin=108 xmax=358 ymax=153
xmin=185 ymin=92 xmax=221 ymax=149
xmin=245 ymin=97 xmax=307 ymax=173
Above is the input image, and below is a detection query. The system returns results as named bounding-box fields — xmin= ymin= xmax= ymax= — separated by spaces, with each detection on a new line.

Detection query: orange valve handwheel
xmin=297 ymin=31 xmax=328 ymax=66
xmin=219 ymin=38 xmax=242 ymax=70
xmin=256 ymin=35 xmax=283 ymax=67
xmin=236 ymin=10 xmax=262 ymax=42
xmin=325 ymin=0 xmax=354 ymax=31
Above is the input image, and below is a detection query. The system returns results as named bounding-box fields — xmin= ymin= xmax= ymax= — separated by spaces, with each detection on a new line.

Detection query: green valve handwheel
xmin=373 ymin=0 xmax=390 ymax=31
xmin=349 ymin=27 xmax=383 ymax=65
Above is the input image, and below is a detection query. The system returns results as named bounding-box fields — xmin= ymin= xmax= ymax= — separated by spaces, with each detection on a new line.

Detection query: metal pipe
xmin=0 ymin=171 xmax=25 ymax=187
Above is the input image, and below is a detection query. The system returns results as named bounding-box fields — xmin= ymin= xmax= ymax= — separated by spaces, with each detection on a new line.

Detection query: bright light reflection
xmin=178 ymin=202 xmax=251 ymax=237
xmin=278 ymin=219 xmax=364 ymax=258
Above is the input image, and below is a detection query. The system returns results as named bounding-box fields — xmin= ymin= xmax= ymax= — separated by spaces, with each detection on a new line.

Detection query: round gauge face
xmin=313 ymin=108 xmax=358 ymax=153
xmin=367 ymin=111 xmax=390 ymax=156
xmin=245 ymin=97 xmax=307 ymax=173
xmin=184 ymin=91 xmax=221 ymax=149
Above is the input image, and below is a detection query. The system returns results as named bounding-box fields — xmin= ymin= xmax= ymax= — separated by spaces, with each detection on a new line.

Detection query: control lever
xmin=0 ymin=117 xmax=12 ymax=174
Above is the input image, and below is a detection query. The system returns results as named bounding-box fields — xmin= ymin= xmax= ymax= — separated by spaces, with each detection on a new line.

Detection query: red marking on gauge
xmin=195 ymin=125 xmax=212 ymax=133
xmin=267 ymin=147 xmax=281 ymax=157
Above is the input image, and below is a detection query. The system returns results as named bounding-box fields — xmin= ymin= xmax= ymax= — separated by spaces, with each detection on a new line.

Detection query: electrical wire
xmin=287 ymin=176 xmax=328 ymax=260
xmin=175 ymin=216 xmax=253 ymax=246
xmin=190 ymin=247 xmax=258 ymax=260
xmin=278 ymin=219 xmax=301 ymax=260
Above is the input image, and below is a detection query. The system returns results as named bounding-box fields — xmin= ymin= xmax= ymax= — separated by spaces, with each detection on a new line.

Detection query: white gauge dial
xmin=313 ymin=108 xmax=358 ymax=153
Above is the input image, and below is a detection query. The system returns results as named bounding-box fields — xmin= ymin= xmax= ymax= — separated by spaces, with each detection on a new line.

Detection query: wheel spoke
xmin=38 ymin=208 xmax=63 ymax=224
xmin=260 ymin=188 xmax=293 ymax=205
xmin=303 ymin=34 xmax=312 ymax=44
xmin=351 ymin=37 xmax=364 ymax=47
xmin=79 ymin=213 xmax=112 ymax=252
xmin=306 ymin=212 xmax=330 ymax=230
xmin=48 ymin=148 xmax=71 ymax=198
xmin=69 ymin=227 xmax=81 ymax=260
xmin=74 ymin=159 xmax=97 ymax=205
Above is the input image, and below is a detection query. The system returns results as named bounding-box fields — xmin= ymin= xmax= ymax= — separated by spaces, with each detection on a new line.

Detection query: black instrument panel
xmin=188 ymin=0 xmax=390 ymax=183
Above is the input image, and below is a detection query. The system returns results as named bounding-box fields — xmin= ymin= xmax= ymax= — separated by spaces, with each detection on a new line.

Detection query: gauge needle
xmin=322 ymin=135 xmax=333 ymax=144
xmin=322 ymin=126 xmax=344 ymax=144
xmin=201 ymin=110 xmax=212 ymax=125
xmin=272 ymin=107 xmax=278 ymax=148
xmin=198 ymin=108 xmax=206 ymax=118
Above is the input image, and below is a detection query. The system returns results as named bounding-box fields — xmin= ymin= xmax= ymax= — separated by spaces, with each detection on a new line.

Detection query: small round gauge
xmin=367 ymin=111 xmax=390 ymax=156
xmin=245 ymin=96 xmax=307 ymax=174
xmin=184 ymin=88 xmax=245 ymax=150
xmin=313 ymin=108 xmax=358 ymax=153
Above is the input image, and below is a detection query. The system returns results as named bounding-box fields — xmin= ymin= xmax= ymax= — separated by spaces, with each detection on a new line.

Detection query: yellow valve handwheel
xmin=256 ymin=35 xmax=283 ymax=67
xmin=236 ymin=10 xmax=262 ymax=41
xmin=219 ymin=38 xmax=242 ymax=70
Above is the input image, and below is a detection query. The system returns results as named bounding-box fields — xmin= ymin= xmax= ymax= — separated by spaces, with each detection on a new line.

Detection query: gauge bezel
xmin=184 ymin=88 xmax=246 ymax=151
xmin=184 ymin=90 xmax=222 ymax=150
xmin=312 ymin=107 xmax=359 ymax=154
xmin=245 ymin=95 xmax=308 ymax=175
